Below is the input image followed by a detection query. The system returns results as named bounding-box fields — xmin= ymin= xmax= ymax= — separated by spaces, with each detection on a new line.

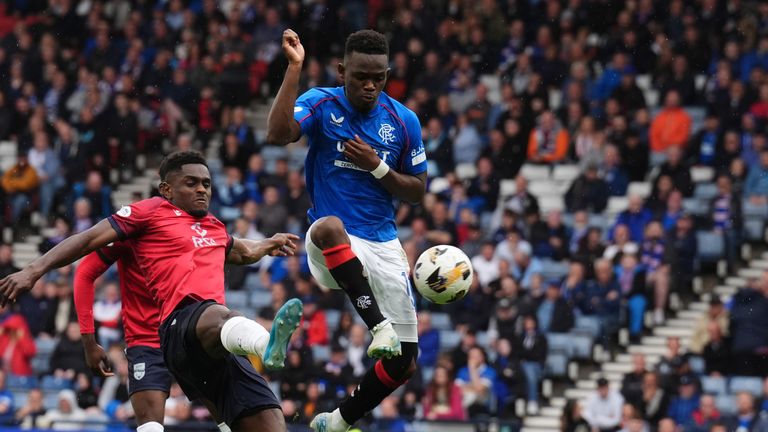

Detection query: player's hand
xmin=344 ymin=135 xmax=381 ymax=171
xmin=83 ymin=339 xmax=114 ymax=377
xmin=266 ymin=233 xmax=300 ymax=257
xmin=282 ymin=29 xmax=305 ymax=65
xmin=0 ymin=269 xmax=37 ymax=307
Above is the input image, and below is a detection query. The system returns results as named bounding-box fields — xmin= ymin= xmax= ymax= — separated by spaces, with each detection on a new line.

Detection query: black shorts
xmin=125 ymin=345 xmax=173 ymax=396
xmin=158 ymin=299 xmax=280 ymax=426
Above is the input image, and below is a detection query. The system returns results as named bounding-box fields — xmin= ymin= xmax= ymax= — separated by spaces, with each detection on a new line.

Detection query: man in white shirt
xmin=584 ymin=378 xmax=624 ymax=432
xmin=471 ymin=241 xmax=500 ymax=287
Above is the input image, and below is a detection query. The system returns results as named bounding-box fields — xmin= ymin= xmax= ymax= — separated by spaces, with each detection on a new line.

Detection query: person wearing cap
xmin=666 ymin=374 xmax=701 ymax=426
xmin=689 ymin=296 xmax=729 ymax=354
xmin=536 ymin=280 xmax=574 ymax=333
xmin=584 ymin=378 xmax=625 ymax=432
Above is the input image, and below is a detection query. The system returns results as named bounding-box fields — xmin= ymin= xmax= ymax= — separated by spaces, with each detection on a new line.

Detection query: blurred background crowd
xmin=0 ymin=0 xmax=767 ymax=431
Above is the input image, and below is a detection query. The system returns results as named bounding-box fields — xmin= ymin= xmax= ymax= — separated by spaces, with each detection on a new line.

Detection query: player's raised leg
xmin=310 ymin=216 xmax=401 ymax=359
xmin=198 ymin=299 xmax=303 ymax=369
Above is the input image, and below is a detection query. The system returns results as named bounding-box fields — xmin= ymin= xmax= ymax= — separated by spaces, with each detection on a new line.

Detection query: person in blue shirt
xmin=667 ymin=375 xmax=701 ymax=426
xmin=267 ymin=29 xmax=427 ymax=432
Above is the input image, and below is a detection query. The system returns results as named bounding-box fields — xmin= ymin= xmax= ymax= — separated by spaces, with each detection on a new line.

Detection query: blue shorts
xmin=125 ymin=345 xmax=173 ymax=396
xmin=158 ymin=299 xmax=280 ymax=426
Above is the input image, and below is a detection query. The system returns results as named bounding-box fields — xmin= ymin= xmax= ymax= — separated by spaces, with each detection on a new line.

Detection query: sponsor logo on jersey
xmin=174 ymin=210 xmax=182 ymax=216
xmin=117 ymin=206 xmax=131 ymax=217
xmin=330 ymin=112 xmax=345 ymax=126
xmin=379 ymin=123 xmax=396 ymax=144
xmin=411 ymin=145 xmax=426 ymax=165
xmin=191 ymin=222 xmax=216 ymax=248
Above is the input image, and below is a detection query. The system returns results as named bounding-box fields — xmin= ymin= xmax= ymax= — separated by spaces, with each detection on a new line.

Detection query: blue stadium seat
xmin=545 ymin=349 xmax=568 ymax=378
xmin=546 ymin=333 xmax=572 ymax=357
xmin=41 ymin=376 xmax=73 ymax=391
xmin=226 ymin=291 xmax=248 ymax=309
xmin=430 ymin=313 xmax=452 ymax=331
xmin=312 ymin=345 xmax=331 ymax=363
xmin=35 ymin=338 xmax=57 ymax=355
xmin=743 ymin=201 xmax=768 ymax=218
xmin=683 ymin=199 xmax=709 ymax=217
xmin=249 ymin=290 xmax=272 ymax=309
xmin=325 ymin=309 xmax=341 ymax=329
xmin=701 ymin=376 xmax=727 ymax=395
xmin=715 ymin=394 xmax=737 ymax=415
xmin=696 ymin=231 xmax=725 ymax=262
xmin=729 ymin=376 xmax=763 ymax=396
xmin=744 ymin=218 xmax=765 ymax=241
xmin=568 ymin=332 xmax=594 ymax=359
xmin=43 ymin=392 xmax=59 ymax=411
xmin=688 ymin=356 xmax=706 ymax=375
xmin=421 ymin=367 xmax=435 ymax=383
xmin=574 ymin=315 xmax=601 ymax=338
xmin=540 ymin=260 xmax=569 ymax=281
xmin=12 ymin=391 xmax=28 ymax=409
xmin=7 ymin=375 xmax=37 ymax=390
xmin=31 ymin=356 xmax=50 ymax=376
xmin=439 ymin=330 xmax=461 ymax=351
xmin=693 ymin=183 xmax=718 ymax=200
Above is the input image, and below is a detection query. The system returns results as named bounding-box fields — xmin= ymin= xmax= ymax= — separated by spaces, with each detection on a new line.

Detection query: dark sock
xmin=324 ymin=244 xmax=386 ymax=329
xmin=339 ymin=342 xmax=418 ymax=424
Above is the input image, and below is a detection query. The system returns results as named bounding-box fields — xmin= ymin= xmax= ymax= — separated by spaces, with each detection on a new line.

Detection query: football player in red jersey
xmin=1 ymin=151 xmax=302 ymax=432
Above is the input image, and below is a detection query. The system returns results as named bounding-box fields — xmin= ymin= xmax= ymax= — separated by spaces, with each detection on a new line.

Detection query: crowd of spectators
xmin=0 ymin=0 xmax=765 ymax=430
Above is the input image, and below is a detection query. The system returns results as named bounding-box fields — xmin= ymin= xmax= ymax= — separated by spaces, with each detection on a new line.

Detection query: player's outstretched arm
xmin=265 ymin=29 xmax=305 ymax=146
xmin=0 ymin=219 xmax=119 ymax=305
xmin=74 ymin=252 xmax=115 ymax=377
xmin=344 ymin=135 xmax=428 ymax=203
xmin=226 ymin=234 xmax=300 ymax=265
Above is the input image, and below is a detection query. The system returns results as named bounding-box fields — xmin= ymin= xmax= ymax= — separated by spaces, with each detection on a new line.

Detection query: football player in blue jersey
xmin=266 ymin=29 xmax=428 ymax=431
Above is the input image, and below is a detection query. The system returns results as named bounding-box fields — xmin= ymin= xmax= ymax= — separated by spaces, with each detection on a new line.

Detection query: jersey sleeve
xmin=74 ymin=252 xmax=113 ymax=335
xmin=107 ymin=199 xmax=157 ymax=240
xmin=399 ymin=110 xmax=428 ymax=176
xmin=294 ymin=89 xmax=322 ymax=137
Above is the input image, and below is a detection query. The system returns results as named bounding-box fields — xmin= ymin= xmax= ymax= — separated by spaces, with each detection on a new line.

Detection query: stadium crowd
xmin=0 ymin=0 xmax=766 ymax=431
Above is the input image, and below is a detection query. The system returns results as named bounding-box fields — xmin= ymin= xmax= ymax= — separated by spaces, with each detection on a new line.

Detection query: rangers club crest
xmin=134 ymin=362 xmax=145 ymax=380
xmin=378 ymin=123 xmax=396 ymax=144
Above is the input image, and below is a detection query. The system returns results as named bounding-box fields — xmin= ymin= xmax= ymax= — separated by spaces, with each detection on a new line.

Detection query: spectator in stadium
xmin=565 ymin=164 xmax=609 ymax=213
xmin=27 ymin=131 xmax=64 ymax=220
xmin=686 ymin=113 xmax=721 ymax=167
xmin=93 ymin=282 xmax=121 ymax=350
xmin=604 ymin=224 xmax=640 ymax=265
xmin=345 ymin=324 xmax=370 ymax=378
xmin=641 ymin=221 xmax=671 ymax=325
xmin=39 ymin=389 xmax=91 ymax=430
xmin=0 ymin=303 xmax=36 ymax=376
xmin=504 ymin=175 xmax=540 ymax=217
xmin=518 ymin=315 xmax=547 ymax=415
xmin=657 ymin=418 xmax=677 ymax=432
xmin=703 ymin=320 xmax=730 ymax=376
xmin=723 ymin=393 xmax=760 ymax=432
xmin=620 ymin=130 xmax=650 ymax=183
xmin=453 ymin=113 xmax=483 ymax=165
xmin=0 ymin=244 xmax=18 ymax=280
xmin=536 ymin=280 xmax=574 ymax=333
xmin=729 ymin=271 xmax=768 ymax=376
xmin=690 ymin=297 xmax=730 ymax=354
xmin=573 ymin=116 xmax=600 ymax=161
xmin=528 ymin=110 xmax=570 ymax=164
xmin=617 ymin=254 xmax=648 ymax=342
xmin=214 ymin=167 xmax=248 ymax=224
xmin=422 ymin=365 xmax=466 ymax=421
xmin=687 ymin=394 xmax=721 ymax=432
xmin=530 ymin=210 xmax=570 ymax=261
xmin=71 ymin=171 xmax=113 ymax=221
xmin=70 ymin=198 xmax=94 ymax=234
xmin=417 ymin=312 xmax=440 ymax=369
xmin=658 ymin=190 xmax=684 ymax=231
xmin=622 ymin=354 xmax=648 ymax=404
xmin=602 ymin=145 xmax=630 ymax=197
xmin=575 ymin=259 xmax=621 ymax=347
xmin=163 ymin=382 xmax=191 ymax=425
xmin=563 ymin=400 xmax=591 ymax=432
xmin=14 ymin=388 xmax=46 ymax=429
xmin=472 ymin=241 xmax=501 ymax=288
xmin=656 ymin=337 xmax=686 ymax=391
xmin=510 ymin=242 xmax=544 ymax=291
xmin=574 ymin=228 xmax=606 ymax=279
xmin=584 ymin=378 xmax=625 ymax=432
xmin=666 ymin=213 xmax=698 ymax=296
xmin=16 ymin=280 xmax=56 ymax=339
xmin=1 ymin=153 xmax=38 ymax=226
xmin=49 ymin=322 xmax=89 ymax=380
xmin=744 ymin=150 xmax=768 ymax=206
xmin=322 ymin=344 xmax=355 ymax=401
xmin=655 ymin=146 xmax=694 ymax=197
xmin=650 ymin=90 xmax=692 ymax=153
xmin=424 ymin=117 xmax=454 ymax=177
xmin=456 ymin=346 xmax=496 ymax=417
xmin=74 ymin=372 xmax=97 ymax=411
xmin=666 ymin=374 xmax=700 ymax=425
xmin=613 ymin=194 xmax=654 ymax=243
xmin=482 ymin=125 xmax=524 ymax=179
xmin=630 ymin=372 xmax=670 ymax=427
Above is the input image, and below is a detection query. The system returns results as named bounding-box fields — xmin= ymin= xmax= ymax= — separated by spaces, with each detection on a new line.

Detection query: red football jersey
xmin=74 ymin=241 xmax=163 ymax=348
xmin=108 ymin=197 xmax=232 ymax=322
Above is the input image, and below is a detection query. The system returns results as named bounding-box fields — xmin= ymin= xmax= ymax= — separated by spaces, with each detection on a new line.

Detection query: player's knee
xmin=311 ymin=216 xmax=348 ymax=249
xmin=381 ymin=344 xmax=418 ymax=384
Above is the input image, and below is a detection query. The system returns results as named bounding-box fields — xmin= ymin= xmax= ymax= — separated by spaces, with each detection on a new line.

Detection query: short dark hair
xmin=159 ymin=151 xmax=208 ymax=181
xmin=345 ymin=30 xmax=388 ymax=57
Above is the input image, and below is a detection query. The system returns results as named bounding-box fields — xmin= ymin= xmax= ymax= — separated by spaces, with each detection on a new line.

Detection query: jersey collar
xmin=340 ymin=86 xmax=382 ymax=118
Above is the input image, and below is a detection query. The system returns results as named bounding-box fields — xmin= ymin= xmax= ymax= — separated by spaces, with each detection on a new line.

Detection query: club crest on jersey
xmin=330 ymin=112 xmax=345 ymax=126
xmin=134 ymin=362 xmax=145 ymax=380
xmin=191 ymin=222 xmax=216 ymax=248
xmin=117 ymin=205 xmax=131 ymax=217
xmin=378 ymin=123 xmax=396 ymax=144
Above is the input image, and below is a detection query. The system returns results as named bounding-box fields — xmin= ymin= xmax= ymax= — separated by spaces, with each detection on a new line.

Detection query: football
xmin=413 ymin=245 xmax=474 ymax=304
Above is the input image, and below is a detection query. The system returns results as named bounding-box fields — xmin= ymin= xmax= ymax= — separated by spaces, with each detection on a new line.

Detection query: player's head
xmin=340 ymin=30 xmax=389 ymax=113
xmin=158 ymin=150 xmax=211 ymax=218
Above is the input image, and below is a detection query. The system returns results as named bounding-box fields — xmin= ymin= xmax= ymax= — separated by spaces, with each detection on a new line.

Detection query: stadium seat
xmin=688 ymin=356 xmax=706 ymax=375
xmin=552 ymin=165 xmax=580 ymax=182
xmin=568 ymin=332 xmax=595 ymax=359
xmin=249 ymin=290 xmax=272 ymax=309
xmin=701 ymin=376 xmax=727 ymax=395
xmin=499 ymin=179 xmax=516 ymax=197
xmin=696 ymin=231 xmax=725 ymax=262
xmin=455 ymin=163 xmax=477 ymax=180
xmin=729 ymin=376 xmax=763 ymax=396
xmin=627 ymin=182 xmax=652 ymax=198
xmin=430 ymin=312 xmax=452 ymax=331
xmin=743 ymin=201 xmax=768 ymax=218
xmin=7 ymin=375 xmax=37 ymax=390
xmin=539 ymin=196 xmax=565 ymax=213
xmin=650 ymin=152 xmax=667 ymax=167
xmin=43 ymin=392 xmax=60 ymax=411
xmin=683 ymin=199 xmax=709 ymax=216
xmin=607 ymin=197 xmax=629 ymax=214
xmin=635 ymin=75 xmax=652 ymax=91
xmin=421 ymin=366 xmax=435 ymax=383
xmin=12 ymin=391 xmax=28 ymax=410
xmin=325 ymin=309 xmax=341 ymax=329
xmin=428 ymin=177 xmax=450 ymax=194
xmin=31 ymin=356 xmax=50 ymax=376
xmin=439 ymin=330 xmax=461 ymax=351
xmin=41 ymin=376 xmax=73 ymax=391
xmin=744 ymin=219 xmax=765 ymax=242
xmin=226 ymin=291 xmax=248 ymax=309
xmin=587 ymin=214 xmax=608 ymax=229
xmin=529 ymin=180 xmax=562 ymax=198
xmin=690 ymin=166 xmax=714 ymax=183
xmin=694 ymin=183 xmax=718 ymax=200
xmin=520 ymin=164 xmax=551 ymax=181
xmin=35 ymin=338 xmax=56 ymax=355
xmin=545 ymin=349 xmax=568 ymax=378
xmin=574 ymin=316 xmax=601 ymax=338
xmin=540 ymin=259 xmax=569 ymax=281
xmin=546 ymin=333 xmax=572 ymax=356
xmin=715 ymin=394 xmax=738 ymax=415
xmin=312 ymin=345 xmax=331 ymax=363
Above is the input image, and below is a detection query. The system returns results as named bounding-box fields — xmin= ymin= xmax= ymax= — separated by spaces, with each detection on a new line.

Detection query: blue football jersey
xmin=293 ymin=87 xmax=427 ymax=242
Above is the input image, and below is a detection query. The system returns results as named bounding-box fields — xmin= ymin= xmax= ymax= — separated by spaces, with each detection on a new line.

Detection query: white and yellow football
xmin=413 ymin=245 xmax=474 ymax=304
